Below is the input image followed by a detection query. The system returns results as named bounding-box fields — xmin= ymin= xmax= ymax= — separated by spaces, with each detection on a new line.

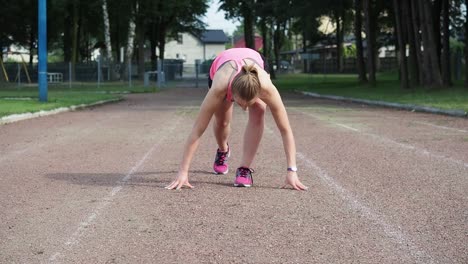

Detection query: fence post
xmin=17 ymin=63 xmax=21 ymax=87
xmin=69 ymin=62 xmax=72 ymax=89
xmin=128 ymin=63 xmax=132 ymax=88
xmin=97 ymin=57 xmax=101 ymax=88
xmin=195 ymin=59 xmax=201 ymax=88
xmin=157 ymin=60 xmax=162 ymax=88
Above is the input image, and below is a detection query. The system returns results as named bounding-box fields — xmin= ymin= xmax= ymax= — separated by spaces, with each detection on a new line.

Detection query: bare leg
xmin=213 ymin=101 xmax=234 ymax=152
xmin=240 ymin=99 xmax=266 ymax=168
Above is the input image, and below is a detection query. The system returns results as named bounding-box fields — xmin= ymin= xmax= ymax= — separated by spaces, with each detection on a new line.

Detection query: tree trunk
xmin=158 ymin=24 xmax=167 ymax=61
xmin=419 ymin=0 xmax=443 ymax=87
xmin=335 ymin=9 xmax=342 ymax=73
xmin=302 ymin=26 xmax=308 ymax=73
xmin=417 ymin=0 xmax=433 ymax=86
xmin=433 ymin=0 xmax=442 ymax=67
xmin=363 ymin=0 xmax=376 ymax=86
xmin=124 ymin=4 xmax=137 ymax=81
xmin=465 ymin=0 xmax=468 ymax=87
xmin=393 ymin=0 xmax=409 ymax=89
xmin=101 ymin=0 xmax=115 ymax=80
xmin=410 ymin=0 xmax=423 ymax=85
xmin=63 ymin=9 xmax=71 ymax=63
xmin=354 ymin=0 xmax=367 ymax=83
xmin=150 ymin=22 xmax=158 ymax=71
xmin=137 ymin=14 xmax=145 ymax=81
xmin=243 ymin=1 xmax=255 ymax=49
xmin=405 ymin=0 xmax=419 ymax=86
xmin=441 ymin=0 xmax=451 ymax=87
xmin=71 ymin=1 xmax=79 ymax=81
xmin=260 ymin=18 xmax=268 ymax=58
xmin=416 ymin=0 xmax=432 ymax=86
xmin=101 ymin=0 xmax=112 ymax=62
xmin=273 ymin=22 xmax=281 ymax=72
xmin=269 ymin=25 xmax=276 ymax=79
xmin=29 ymin=30 xmax=34 ymax=66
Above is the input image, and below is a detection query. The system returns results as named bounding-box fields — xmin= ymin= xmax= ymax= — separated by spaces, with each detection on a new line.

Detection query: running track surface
xmin=1 ymin=88 xmax=467 ymax=263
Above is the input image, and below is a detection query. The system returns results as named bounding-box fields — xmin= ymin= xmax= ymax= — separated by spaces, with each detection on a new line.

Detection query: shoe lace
xmin=237 ymin=167 xmax=254 ymax=178
xmin=215 ymin=150 xmax=228 ymax=166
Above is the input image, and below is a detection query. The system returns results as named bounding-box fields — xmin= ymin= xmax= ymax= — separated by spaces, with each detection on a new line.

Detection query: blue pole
xmin=38 ymin=0 xmax=48 ymax=102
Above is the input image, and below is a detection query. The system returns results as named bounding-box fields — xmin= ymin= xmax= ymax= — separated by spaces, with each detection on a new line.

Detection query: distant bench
xmin=47 ymin=72 xmax=63 ymax=83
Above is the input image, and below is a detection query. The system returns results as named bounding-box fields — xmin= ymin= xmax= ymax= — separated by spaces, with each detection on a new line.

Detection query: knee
xmin=249 ymin=104 xmax=266 ymax=124
xmin=216 ymin=119 xmax=230 ymax=129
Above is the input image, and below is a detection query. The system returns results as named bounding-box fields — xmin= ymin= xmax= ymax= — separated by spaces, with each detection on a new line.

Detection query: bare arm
xmin=166 ymin=87 xmax=224 ymax=190
xmin=179 ymin=88 xmax=222 ymax=173
xmin=261 ymin=78 xmax=308 ymax=191
xmin=261 ymin=83 xmax=296 ymax=168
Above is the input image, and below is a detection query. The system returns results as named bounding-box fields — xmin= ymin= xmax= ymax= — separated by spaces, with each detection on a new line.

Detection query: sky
xmin=202 ymin=0 xmax=240 ymax=36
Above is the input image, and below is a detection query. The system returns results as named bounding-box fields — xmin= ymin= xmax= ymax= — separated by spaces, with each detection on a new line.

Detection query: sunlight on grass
xmin=0 ymin=83 xmax=147 ymax=118
xmin=274 ymin=73 xmax=468 ymax=112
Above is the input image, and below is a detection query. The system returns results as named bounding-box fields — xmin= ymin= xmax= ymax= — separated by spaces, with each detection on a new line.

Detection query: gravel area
xmin=1 ymin=88 xmax=467 ymax=264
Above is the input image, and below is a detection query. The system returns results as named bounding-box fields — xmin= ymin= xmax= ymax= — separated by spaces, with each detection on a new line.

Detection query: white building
xmin=162 ymin=29 xmax=229 ymax=63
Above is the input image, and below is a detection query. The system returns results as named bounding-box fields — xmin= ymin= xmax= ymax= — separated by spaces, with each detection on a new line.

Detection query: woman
xmin=165 ymin=48 xmax=307 ymax=191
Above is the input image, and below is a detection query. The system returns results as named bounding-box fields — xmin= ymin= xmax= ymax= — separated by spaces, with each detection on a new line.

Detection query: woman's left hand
xmin=282 ymin=171 xmax=308 ymax=191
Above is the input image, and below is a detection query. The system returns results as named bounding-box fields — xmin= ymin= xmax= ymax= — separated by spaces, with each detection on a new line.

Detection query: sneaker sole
xmin=233 ymin=183 xmax=251 ymax=187
xmin=214 ymin=169 xmax=229 ymax=175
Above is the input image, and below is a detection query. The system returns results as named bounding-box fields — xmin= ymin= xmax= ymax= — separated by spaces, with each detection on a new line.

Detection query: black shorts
xmin=208 ymin=53 xmax=270 ymax=88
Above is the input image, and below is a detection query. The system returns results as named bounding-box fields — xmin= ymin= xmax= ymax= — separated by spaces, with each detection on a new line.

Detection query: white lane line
xmin=296 ymin=110 xmax=468 ymax=169
xmin=291 ymin=106 xmax=468 ymax=134
xmin=264 ymin=125 xmax=436 ymax=263
xmin=48 ymin=117 xmax=181 ymax=263
xmin=296 ymin=152 xmax=436 ymax=264
xmin=413 ymin=121 xmax=468 ymax=133
xmin=335 ymin=123 xmax=359 ymax=132
xmin=380 ymin=115 xmax=468 ymax=134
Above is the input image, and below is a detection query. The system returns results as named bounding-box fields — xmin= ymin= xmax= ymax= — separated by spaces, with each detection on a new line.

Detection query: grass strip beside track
xmin=274 ymin=73 xmax=468 ymax=112
xmin=0 ymin=83 xmax=157 ymax=118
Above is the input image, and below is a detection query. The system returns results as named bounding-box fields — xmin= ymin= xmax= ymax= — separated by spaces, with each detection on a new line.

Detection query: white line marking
xmin=296 ymin=152 xmax=436 ymax=264
xmin=48 ymin=117 xmax=181 ymax=263
xmin=413 ymin=121 xmax=468 ymax=133
xmin=335 ymin=123 xmax=359 ymax=132
xmin=296 ymin=110 xmax=468 ymax=169
xmin=264 ymin=125 xmax=436 ymax=263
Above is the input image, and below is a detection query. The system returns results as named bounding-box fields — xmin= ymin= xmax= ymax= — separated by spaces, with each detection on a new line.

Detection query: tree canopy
xmin=1 ymin=0 xmax=467 ymax=88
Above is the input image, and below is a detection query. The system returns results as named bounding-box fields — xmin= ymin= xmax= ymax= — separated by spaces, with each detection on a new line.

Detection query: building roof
xmin=200 ymin=30 xmax=229 ymax=44
xmin=234 ymin=36 xmax=263 ymax=50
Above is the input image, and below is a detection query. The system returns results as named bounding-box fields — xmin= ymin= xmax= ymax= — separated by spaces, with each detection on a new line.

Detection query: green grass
xmin=274 ymin=73 xmax=468 ymax=112
xmin=0 ymin=82 xmax=158 ymax=118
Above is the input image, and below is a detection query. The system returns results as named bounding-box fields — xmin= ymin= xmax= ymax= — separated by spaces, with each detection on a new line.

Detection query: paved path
xmin=1 ymin=88 xmax=467 ymax=264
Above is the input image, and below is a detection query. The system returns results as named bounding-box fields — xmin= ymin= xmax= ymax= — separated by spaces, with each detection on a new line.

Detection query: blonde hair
xmin=231 ymin=64 xmax=261 ymax=101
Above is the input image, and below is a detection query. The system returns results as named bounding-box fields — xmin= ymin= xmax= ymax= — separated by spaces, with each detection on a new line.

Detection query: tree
xmin=465 ymin=0 xmax=468 ymax=87
xmin=219 ymin=0 xmax=256 ymax=49
xmin=418 ymin=0 xmax=443 ymax=87
xmin=327 ymin=0 xmax=353 ymax=73
xmin=123 ymin=1 xmax=137 ymax=81
xmin=363 ymin=0 xmax=377 ymax=86
xmin=393 ymin=0 xmax=409 ymax=89
xmin=101 ymin=0 xmax=116 ymax=80
xmin=70 ymin=0 xmax=80 ymax=81
xmin=404 ymin=0 xmax=421 ymax=86
xmin=101 ymin=0 xmax=113 ymax=62
xmin=354 ymin=0 xmax=367 ymax=83
xmin=441 ymin=0 xmax=452 ymax=86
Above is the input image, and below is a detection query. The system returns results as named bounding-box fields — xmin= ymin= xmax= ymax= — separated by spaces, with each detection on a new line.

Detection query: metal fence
xmin=4 ymin=56 xmax=436 ymax=90
xmin=295 ymin=57 xmax=399 ymax=74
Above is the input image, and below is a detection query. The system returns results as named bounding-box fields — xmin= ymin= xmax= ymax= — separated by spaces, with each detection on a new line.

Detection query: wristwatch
xmin=287 ymin=167 xmax=297 ymax=172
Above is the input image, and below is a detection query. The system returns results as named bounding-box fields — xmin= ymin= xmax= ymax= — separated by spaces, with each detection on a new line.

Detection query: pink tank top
xmin=209 ymin=48 xmax=264 ymax=102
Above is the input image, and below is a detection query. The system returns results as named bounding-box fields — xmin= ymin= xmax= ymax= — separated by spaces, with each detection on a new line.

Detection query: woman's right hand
xmin=165 ymin=172 xmax=194 ymax=190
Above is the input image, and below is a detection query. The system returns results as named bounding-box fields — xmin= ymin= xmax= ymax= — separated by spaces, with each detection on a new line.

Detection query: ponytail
xmin=231 ymin=64 xmax=261 ymax=101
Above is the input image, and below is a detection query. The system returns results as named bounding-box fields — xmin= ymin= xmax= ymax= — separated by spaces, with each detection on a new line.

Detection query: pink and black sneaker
xmin=234 ymin=167 xmax=254 ymax=187
xmin=213 ymin=145 xmax=230 ymax=174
